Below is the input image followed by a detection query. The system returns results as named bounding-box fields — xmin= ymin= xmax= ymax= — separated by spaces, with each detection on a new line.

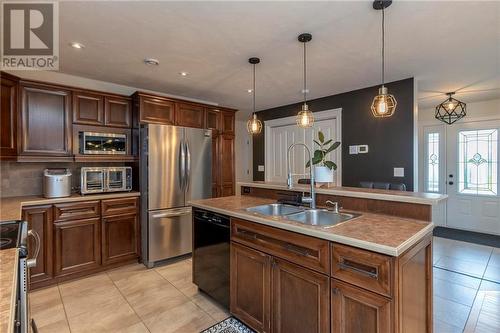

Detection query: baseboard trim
xmin=433 ymin=227 xmax=500 ymax=248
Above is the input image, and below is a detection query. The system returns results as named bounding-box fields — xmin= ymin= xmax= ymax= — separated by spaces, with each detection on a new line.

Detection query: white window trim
xmin=264 ymin=108 xmax=342 ymax=185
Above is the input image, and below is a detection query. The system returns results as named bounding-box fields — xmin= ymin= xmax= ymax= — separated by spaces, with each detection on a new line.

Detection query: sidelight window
xmin=426 ymin=132 xmax=440 ymax=192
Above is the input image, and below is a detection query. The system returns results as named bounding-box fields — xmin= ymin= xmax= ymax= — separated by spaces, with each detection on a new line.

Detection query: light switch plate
xmin=358 ymin=145 xmax=369 ymax=153
xmin=258 ymin=165 xmax=265 ymax=172
xmin=349 ymin=146 xmax=358 ymax=155
xmin=394 ymin=167 xmax=405 ymax=177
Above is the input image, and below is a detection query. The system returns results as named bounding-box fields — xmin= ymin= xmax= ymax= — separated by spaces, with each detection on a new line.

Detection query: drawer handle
xmin=64 ymin=207 xmax=96 ymax=214
xmin=339 ymin=259 xmax=378 ymax=279
xmin=107 ymin=203 xmax=133 ymax=209
xmin=284 ymin=243 xmax=310 ymax=257
xmin=238 ymin=229 xmax=258 ymax=239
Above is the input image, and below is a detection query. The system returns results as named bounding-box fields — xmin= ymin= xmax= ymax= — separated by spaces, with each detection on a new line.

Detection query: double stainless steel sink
xmin=245 ymin=203 xmax=360 ymax=228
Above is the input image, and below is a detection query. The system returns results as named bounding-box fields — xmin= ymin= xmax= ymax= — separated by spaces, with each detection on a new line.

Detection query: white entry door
xmin=446 ymin=120 xmax=500 ymax=235
xmin=264 ymin=109 xmax=342 ymax=185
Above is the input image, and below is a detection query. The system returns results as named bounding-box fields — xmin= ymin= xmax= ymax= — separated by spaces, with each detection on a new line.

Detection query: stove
xmin=0 ymin=221 xmax=24 ymax=250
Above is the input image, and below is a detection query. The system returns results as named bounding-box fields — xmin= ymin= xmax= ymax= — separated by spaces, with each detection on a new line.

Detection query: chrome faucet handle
xmin=325 ymin=200 xmax=340 ymax=213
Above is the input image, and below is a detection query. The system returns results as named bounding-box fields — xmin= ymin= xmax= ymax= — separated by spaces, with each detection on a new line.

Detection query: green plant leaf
xmin=305 ymin=160 xmax=310 ymax=168
xmin=313 ymin=140 xmax=322 ymax=148
xmin=313 ymin=150 xmax=323 ymax=162
xmin=318 ymin=131 xmax=324 ymax=143
xmin=323 ymin=139 xmax=332 ymax=146
xmin=324 ymin=161 xmax=337 ymax=170
xmin=324 ymin=141 xmax=341 ymax=154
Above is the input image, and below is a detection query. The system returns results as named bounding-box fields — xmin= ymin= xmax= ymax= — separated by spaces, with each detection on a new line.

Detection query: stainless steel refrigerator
xmin=140 ymin=124 xmax=212 ymax=267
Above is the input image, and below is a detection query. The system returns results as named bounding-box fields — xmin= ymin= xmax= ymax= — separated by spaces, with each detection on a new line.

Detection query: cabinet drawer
xmin=54 ymin=201 xmax=100 ymax=222
xmin=331 ymin=243 xmax=393 ymax=297
xmin=231 ymin=218 xmax=330 ymax=274
xmin=101 ymin=197 xmax=138 ymax=217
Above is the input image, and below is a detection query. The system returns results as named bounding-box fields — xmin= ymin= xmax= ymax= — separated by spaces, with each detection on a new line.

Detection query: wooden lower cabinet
xmin=272 ymin=258 xmax=330 ymax=333
xmin=230 ymin=242 xmax=271 ymax=333
xmin=332 ymin=279 xmax=392 ymax=333
xmin=102 ymin=213 xmax=139 ymax=265
xmin=22 ymin=205 xmax=53 ymax=285
xmin=54 ymin=218 xmax=102 ymax=277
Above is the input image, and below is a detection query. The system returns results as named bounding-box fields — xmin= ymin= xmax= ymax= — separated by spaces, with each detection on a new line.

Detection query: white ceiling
xmin=58 ymin=1 xmax=500 ymax=118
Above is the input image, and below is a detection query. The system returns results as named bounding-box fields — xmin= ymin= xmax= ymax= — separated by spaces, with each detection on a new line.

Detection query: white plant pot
xmin=314 ymin=166 xmax=333 ymax=183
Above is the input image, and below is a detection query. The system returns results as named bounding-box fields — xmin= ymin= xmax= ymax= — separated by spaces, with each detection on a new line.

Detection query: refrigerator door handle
xmin=185 ymin=140 xmax=191 ymax=192
xmin=151 ymin=208 xmax=192 ymax=219
xmin=179 ymin=140 xmax=186 ymax=190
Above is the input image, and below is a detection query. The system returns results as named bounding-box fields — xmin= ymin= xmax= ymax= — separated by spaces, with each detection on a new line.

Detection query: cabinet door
xmin=219 ymin=134 xmax=235 ymax=196
xmin=102 ymin=213 xmax=139 ymax=265
xmin=72 ymin=90 xmax=104 ymax=125
xmin=205 ymin=108 xmax=220 ymax=131
xmin=212 ymin=133 xmax=220 ymax=198
xmin=272 ymin=258 xmax=330 ymax=333
xmin=221 ymin=110 xmax=235 ymax=135
xmin=231 ymin=242 xmax=271 ymax=333
xmin=175 ymin=102 xmax=204 ymax=128
xmin=20 ymin=83 xmax=72 ymax=156
xmin=104 ymin=96 xmax=131 ymax=128
xmin=139 ymin=96 xmax=175 ymax=124
xmin=331 ymin=279 xmax=392 ymax=333
xmin=54 ymin=218 xmax=101 ymax=276
xmin=0 ymin=75 xmax=18 ymax=159
xmin=22 ymin=206 xmax=53 ymax=285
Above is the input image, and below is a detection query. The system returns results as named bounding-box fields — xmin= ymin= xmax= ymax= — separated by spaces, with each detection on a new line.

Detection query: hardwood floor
xmin=30 ymin=238 xmax=500 ymax=333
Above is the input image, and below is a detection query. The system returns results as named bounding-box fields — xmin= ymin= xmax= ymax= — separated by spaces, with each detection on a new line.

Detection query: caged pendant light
xmin=371 ymin=0 xmax=397 ymax=118
xmin=296 ymin=33 xmax=314 ymax=128
xmin=246 ymin=57 xmax=262 ymax=134
xmin=435 ymin=92 xmax=466 ymax=125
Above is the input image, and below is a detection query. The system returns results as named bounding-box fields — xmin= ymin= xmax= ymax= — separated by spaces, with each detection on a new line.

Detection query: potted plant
xmin=306 ymin=131 xmax=341 ymax=183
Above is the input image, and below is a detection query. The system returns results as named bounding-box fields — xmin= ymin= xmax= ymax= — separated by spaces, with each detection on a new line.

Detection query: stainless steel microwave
xmin=79 ymin=132 xmax=127 ymax=155
xmin=81 ymin=167 xmax=132 ymax=194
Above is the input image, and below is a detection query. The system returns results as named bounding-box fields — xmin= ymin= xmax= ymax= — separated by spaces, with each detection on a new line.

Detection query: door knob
xmin=448 ymin=181 xmax=454 ymax=185
xmin=449 ymin=174 xmax=454 ymax=178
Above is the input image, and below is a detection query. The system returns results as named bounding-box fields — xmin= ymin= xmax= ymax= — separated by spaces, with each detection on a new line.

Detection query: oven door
xmin=106 ymin=168 xmax=127 ymax=192
xmin=82 ymin=169 xmax=105 ymax=194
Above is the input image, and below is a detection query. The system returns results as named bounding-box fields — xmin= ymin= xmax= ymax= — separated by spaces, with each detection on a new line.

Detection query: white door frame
xmin=264 ymin=108 xmax=342 ymax=185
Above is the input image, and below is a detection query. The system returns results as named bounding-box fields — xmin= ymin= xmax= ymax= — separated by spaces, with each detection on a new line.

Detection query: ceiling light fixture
xmin=179 ymin=72 xmax=189 ymax=77
xmin=144 ymin=58 xmax=159 ymax=66
xmin=371 ymin=0 xmax=397 ymax=118
xmin=296 ymin=33 xmax=314 ymax=128
xmin=246 ymin=57 xmax=262 ymax=135
xmin=70 ymin=42 xmax=85 ymax=49
xmin=435 ymin=92 xmax=466 ymax=125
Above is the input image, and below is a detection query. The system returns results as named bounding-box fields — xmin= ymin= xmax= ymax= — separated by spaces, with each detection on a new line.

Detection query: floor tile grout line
xmin=106 ymin=270 xmax=153 ymax=333
xmin=56 ymin=284 xmax=73 ymax=333
xmin=152 ymin=264 xmax=223 ymax=326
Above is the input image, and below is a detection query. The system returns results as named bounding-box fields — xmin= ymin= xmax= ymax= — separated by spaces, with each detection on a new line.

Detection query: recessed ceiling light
xmin=144 ymin=58 xmax=160 ymax=66
xmin=247 ymin=89 xmax=253 ymax=93
xmin=70 ymin=42 xmax=85 ymax=49
xmin=179 ymin=72 xmax=189 ymax=77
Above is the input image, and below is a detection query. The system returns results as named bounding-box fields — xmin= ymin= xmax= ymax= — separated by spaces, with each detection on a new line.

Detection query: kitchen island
xmin=191 ymin=184 xmax=446 ymax=333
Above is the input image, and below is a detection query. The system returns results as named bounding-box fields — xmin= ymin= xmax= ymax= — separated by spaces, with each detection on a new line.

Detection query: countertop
xmin=0 ymin=248 xmax=18 ymax=333
xmin=190 ymin=196 xmax=433 ymax=257
xmin=0 ymin=191 xmax=140 ymax=221
xmin=237 ymin=181 xmax=448 ymax=205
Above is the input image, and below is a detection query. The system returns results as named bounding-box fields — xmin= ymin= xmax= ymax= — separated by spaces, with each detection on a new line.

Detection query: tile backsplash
xmin=0 ymin=162 xmax=126 ymax=198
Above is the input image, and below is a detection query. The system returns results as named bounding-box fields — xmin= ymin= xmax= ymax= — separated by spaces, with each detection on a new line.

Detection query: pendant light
xmin=246 ymin=57 xmax=262 ymax=134
xmin=296 ymin=33 xmax=314 ymax=128
xmin=435 ymin=92 xmax=466 ymax=125
xmin=371 ymin=0 xmax=397 ymax=118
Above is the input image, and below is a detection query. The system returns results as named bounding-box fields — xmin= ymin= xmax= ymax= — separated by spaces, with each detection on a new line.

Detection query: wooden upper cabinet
xmin=231 ymin=242 xmax=271 ymax=333
xmin=272 ymin=258 xmax=330 ymax=333
xmin=205 ymin=108 xmax=221 ymax=132
xmin=104 ymin=96 xmax=131 ymax=128
xmin=19 ymin=82 xmax=72 ymax=156
xmin=135 ymin=93 xmax=175 ymax=125
xmin=72 ymin=90 xmax=104 ymax=125
xmin=175 ymin=102 xmax=204 ymax=128
xmin=332 ymin=279 xmax=392 ymax=333
xmin=221 ymin=110 xmax=235 ymax=135
xmin=0 ymin=74 xmax=18 ymax=159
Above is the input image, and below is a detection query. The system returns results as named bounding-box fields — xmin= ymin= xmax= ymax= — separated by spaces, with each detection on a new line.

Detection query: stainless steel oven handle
xmin=27 ymin=229 xmax=40 ymax=269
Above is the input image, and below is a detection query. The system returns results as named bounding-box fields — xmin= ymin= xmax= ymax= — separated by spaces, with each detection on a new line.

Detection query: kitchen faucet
xmin=287 ymin=143 xmax=316 ymax=209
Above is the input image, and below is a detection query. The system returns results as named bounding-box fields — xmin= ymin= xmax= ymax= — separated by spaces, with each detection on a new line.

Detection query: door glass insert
xmin=458 ymin=129 xmax=498 ymax=196
xmin=426 ymin=132 xmax=440 ymax=192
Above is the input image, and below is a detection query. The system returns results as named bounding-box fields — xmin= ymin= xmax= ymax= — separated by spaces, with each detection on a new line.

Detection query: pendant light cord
xmin=303 ymin=41 xmax=307 ymax=104
xmin=253 ymin=63 xmax=256 ymax=114
xmin=381 ymin=5 xmax=385 ymax=87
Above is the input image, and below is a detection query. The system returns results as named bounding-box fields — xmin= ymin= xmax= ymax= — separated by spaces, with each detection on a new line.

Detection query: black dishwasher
xmin=193 ymin=208 xmax=230 ymax=309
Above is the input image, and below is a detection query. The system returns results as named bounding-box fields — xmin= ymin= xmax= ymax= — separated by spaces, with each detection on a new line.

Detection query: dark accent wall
xmin=253 ymin=78 xmax=415 ymax=191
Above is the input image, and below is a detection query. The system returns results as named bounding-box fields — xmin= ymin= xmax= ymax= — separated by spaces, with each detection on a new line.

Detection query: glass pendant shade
xmin=371 ymin=86 xmax=397 ymax=117
xmin=296 ymin=103 xmax=314 ymax=128
xmin=435 ymin=93 xmax=466 ymax=125
xmin=247 ymin=114 xmax=262 ymax=134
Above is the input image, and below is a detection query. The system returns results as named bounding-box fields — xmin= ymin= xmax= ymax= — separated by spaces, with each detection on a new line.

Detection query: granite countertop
xmin=0 ymin=191 xmax=140 ymax=221
xmin=0 ymin=248 xmax=18 ymax=333
xmin=190 ymin=196 xmax=433 ymax=256
xmin=237 ymin=181 xmax=448 ymax=205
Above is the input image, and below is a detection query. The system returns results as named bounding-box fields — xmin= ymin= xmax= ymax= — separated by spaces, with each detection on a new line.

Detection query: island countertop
xmin=237 ymin=181 xmax=447 ymax=205
xmin=190 ymin=196 xmax=433 ymax=257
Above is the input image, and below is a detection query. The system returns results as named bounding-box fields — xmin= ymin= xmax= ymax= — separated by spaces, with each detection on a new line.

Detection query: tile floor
xmin=30 ymin=237 xmax=500 ymax=333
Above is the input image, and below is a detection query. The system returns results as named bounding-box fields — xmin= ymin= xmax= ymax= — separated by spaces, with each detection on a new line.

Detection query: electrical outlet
xmin=394 ymin=167 xmax=404 ymax=177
